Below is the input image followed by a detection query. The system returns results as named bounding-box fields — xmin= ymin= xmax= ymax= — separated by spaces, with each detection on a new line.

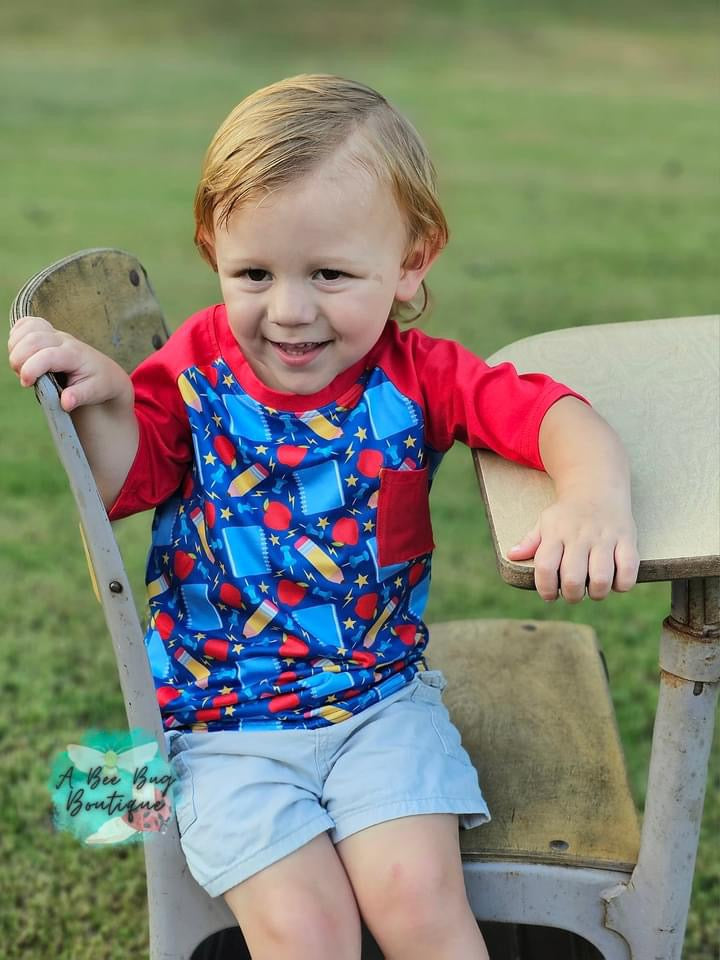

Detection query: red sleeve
xmin=408 ymin=332 xmax=591 ymax=471
xmin=107 ymin=306 xmax=220 ymax=520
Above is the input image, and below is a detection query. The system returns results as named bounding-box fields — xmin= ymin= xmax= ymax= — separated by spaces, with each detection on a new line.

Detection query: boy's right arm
xmin=8 ymin=315 xmax=139 ymax=511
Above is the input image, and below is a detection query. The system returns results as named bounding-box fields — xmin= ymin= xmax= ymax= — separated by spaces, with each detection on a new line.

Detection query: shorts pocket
xmin=169 ymin=751 xmax=198 ymax=835
xmin=408 ymin=670 xmax=465 ymax=757
xmin=409 ymin=669 xmax=448 ymax=704
xmin=377 ymin=466 xmax=435 ymax=567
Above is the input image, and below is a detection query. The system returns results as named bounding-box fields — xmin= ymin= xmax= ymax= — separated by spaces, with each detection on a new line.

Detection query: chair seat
xmin=427 ymin=619 xmax=640 ymax=872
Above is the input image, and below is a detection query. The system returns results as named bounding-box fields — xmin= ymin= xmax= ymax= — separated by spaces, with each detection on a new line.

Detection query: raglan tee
xmin=109 ymin=305 xmax=590 ymax=732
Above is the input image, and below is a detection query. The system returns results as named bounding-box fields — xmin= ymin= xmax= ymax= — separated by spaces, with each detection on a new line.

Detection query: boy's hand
xmin=506 ymin=492 xmax=640 ymax=603
xmin=8 ymin=315 xmax=139 ymax=509
xmin=8 ymin=315 xmax=133 ymax=412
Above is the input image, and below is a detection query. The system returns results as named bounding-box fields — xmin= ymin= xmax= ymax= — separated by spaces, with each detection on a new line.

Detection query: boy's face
xmin=210 ymin=156 xmax=434 ymax=395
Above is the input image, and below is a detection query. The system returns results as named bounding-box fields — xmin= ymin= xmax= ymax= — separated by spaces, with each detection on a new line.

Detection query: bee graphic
xmin=66 ymin=740 xmax=174 ymax=845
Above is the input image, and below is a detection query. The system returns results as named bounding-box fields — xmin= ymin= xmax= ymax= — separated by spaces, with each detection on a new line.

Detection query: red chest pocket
xmin=376 ymin=466 xmax=435 ymax=567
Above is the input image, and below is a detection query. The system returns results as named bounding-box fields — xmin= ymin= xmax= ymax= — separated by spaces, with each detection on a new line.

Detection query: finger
xmin=16 ymin=342 xmax=74 ymax=387
xmin=59 ymin=387 xmax=81 ymax=412
xmin=586 ymin=541 xmax=616 ymax=601
xmin=533 ymin=537 xmax=564 ymax=602
xmin=557 ymin=540 xmax=591 ymax=604
xmin=612 ymin=538 xmax=640 ymax=592
xmin=7 ymin=315 xmax=53 ymax=352
xmin=59 ymin=381 xmax=99 ymax=412
xmin=506 ymin=521 xmax=541 ymax=560
xmin=9 ymin=326 xmax=65 ymax=375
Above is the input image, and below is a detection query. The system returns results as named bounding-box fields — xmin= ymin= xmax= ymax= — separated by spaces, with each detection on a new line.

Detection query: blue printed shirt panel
xmin=146 ymin=361 xmax=440 ymax=731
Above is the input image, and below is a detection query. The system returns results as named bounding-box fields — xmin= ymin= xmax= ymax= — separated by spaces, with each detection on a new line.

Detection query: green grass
xmin=1 ymin=2 xmax=718 ymax=957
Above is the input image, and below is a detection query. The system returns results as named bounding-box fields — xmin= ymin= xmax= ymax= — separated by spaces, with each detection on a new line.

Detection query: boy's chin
xmin=275 ymin=373 xmax=335 ymax=396
xmin=264 ymin=358 xmax=343 ymax=396
xmin=262 ymin=364 xmax=336 ymax=396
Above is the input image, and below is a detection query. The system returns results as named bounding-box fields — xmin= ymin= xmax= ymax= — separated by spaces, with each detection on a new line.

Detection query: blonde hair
xmin=193 ymin=74 xmax=449 ymax=323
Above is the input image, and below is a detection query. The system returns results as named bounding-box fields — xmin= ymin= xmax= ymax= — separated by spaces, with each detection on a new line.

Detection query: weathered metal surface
xmin=10 ymin=247 xmax=170 ymax=372
xmin=463 ymin=862 xmax=633 ymax=959
xmin=11 ymin=251 xmax=238 ymax=959
xmin=604 ymin=576 xmax=720 ymax=960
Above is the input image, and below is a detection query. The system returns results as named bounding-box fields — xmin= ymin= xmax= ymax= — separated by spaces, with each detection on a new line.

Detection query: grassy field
xmin=1 ymin=1 xmax=718 ymax=957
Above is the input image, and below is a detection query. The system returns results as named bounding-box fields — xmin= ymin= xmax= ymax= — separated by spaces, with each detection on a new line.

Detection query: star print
xmin=232 ymin=643 xmax=244 ymax=654
xmin=221 ymin=507 xmax=232 ymax=521
xmin=259 ymin=582 xmax=270 ymax=594
xmin=337 ymin=645 xmax=347 ymax=656
xmin=193 ymin=632 xmax=207 ymax=641
xmin=225 ymin=705 xmax=236 ymax=716
xmin=256 ymin=444 xmax=268 ymax=454
xmin=394 ymin=576 xmax=403 ymax=588
xmin=212 ymin=413 xmax=223 ymax=427
xmin=317 ymin=516 xmax=330 ymax=529
xmin=363 ymin=519 xmax=375 ymax=532
xmin=354 ymin=574 xmax=369 ymax=587
xmin=404 ymin=435 xmax=416 ymax=448
xmin=346 ymin=474 xmax=358 ymax=487
xmin=223 ymin=374 xmax=235 ymax=387
xmin=354 ymin=426 xmax=368 ymax=441
xmin=270 ymin=534 xmax=281 ymax=546
xmin=343 ymin=617 xmax=357 ymax=629
xmin=162 ymin=553 xmax=170 ymax=565
xmin=204 ymin=452 xmax=217 ymax=465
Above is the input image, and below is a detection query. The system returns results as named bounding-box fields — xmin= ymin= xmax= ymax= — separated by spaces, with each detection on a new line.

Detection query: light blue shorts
xmin=165 ymin=669 xmax=490 ymax=897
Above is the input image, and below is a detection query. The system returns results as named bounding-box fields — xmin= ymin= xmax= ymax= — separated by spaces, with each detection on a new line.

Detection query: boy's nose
xmin=268 ymin=281 xmax=315 ymax=328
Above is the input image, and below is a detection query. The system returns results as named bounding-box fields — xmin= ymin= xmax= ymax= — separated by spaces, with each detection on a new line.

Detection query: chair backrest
xmin=12 ymin=247 xmax=169 ymax=371
xmin=10 ymin=248 xmax=172 ymax=750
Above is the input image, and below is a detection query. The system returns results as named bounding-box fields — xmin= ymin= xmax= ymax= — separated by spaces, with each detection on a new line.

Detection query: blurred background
xmin=1 ymin=1 xmax=718 ymax=957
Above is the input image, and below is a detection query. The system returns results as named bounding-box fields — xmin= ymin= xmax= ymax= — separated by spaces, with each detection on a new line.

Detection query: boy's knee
xmin=363 ymin=859 xmax=468 ymax=942
xmin=224 ymin=875 xmax=361 ymax=959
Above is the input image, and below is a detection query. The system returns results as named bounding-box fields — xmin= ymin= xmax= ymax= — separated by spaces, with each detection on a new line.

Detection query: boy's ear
xmin=395 ymin=241 xmax=441 ymax=302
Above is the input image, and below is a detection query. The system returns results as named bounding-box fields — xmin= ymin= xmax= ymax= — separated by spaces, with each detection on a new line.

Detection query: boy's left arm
xmin=507 ymin=396 xmax=640 ymax=603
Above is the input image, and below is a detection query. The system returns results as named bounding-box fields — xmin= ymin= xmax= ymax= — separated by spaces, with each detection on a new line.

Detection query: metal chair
xmin=11 ymin=248 xmax=718 ymax=959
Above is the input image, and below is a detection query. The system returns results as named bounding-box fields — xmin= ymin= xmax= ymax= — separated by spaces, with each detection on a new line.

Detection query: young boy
xmin=9 ymin=74 xmax=639 ymax=960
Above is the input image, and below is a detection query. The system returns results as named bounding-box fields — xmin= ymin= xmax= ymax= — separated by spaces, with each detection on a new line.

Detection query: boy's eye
xmin=245 ymin=268 xmax=269 ymax=282
xmin=240 ymin=268 xmax=344 ymax=282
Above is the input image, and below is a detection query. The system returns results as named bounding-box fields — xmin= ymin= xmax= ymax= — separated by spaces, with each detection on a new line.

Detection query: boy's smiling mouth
xmin=268 ymin=340 xmax=331 ymax=365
